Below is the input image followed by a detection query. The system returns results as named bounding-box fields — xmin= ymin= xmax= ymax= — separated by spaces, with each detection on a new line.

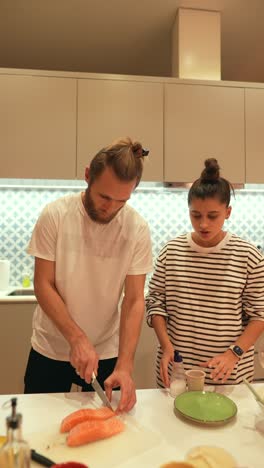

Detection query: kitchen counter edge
xmin=0 ymin=295 xmax=37 ymax=303
xmin=0 ymin=286 xmax=37 ymax=303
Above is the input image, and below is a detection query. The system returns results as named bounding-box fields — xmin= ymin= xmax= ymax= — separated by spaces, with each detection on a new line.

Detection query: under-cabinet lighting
xmin=1 ymin=180 xmax=264 ymax=193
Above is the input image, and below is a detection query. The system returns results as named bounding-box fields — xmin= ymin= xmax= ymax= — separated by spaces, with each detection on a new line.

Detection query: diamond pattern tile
xmin=0 ymin=186 xmax=263 ymax=286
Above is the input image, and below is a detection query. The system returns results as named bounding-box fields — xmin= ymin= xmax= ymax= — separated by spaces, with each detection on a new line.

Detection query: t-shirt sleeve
xmin=27 ymin=204 xmax=58 ymax=261
xmin=243 ymin=254 xmax=264 ymax=321
xmin=127 ymin=222 xmax=153 ymax=275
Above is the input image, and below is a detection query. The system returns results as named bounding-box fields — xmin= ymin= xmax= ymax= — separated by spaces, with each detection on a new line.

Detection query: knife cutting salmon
xmin=90 ymin=372 xmax=114 ymax=411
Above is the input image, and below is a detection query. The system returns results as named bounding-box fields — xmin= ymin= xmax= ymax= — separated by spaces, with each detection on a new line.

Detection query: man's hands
xmin=200 ymin=350 xmax=239 ymax=383
xmin=69 ymin=335 xmax=136 ymax=413
xmin=70 ymin=338 xmax=137 ymax=413
xmin=104 ymin=369 xmax=136 ymax=414
xmin=69 ymin=334 xmax=99 ymax=384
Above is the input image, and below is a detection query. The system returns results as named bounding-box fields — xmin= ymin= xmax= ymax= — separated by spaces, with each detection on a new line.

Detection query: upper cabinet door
xmin=245 ymin=88 xmax=264 ymax=183
xmin=77 ymin=79 xmax=163 ymax=181
xmin=164 ymin=84 xmax=245 ymax=183
xmin=0 ymin=75 xmax=76 ymax=179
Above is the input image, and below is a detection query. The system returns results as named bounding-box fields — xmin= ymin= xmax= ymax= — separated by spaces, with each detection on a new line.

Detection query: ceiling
xmin=1 ymin=0 xmax=264 ymax=83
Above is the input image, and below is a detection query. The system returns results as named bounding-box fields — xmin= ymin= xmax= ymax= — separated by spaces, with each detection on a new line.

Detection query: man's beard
xmin=83 ymin=188 xmax=120 ymax=224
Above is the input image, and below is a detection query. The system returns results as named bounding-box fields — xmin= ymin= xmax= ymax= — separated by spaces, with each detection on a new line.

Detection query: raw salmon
xmin=66 ymin=417 xmax=125 ymax=447
xmin=60 ymin=407 xmax=114 ymax=433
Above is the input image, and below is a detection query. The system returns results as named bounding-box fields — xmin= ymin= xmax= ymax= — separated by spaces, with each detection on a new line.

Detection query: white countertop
xmin=0 ymin=384 xmax=263 ymax=468
xmin=0 ymin=286 xmax=37 ymax=303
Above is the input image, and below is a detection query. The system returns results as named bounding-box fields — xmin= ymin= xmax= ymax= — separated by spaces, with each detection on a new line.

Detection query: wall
xmin=0 ymin=180 xmax=264 ymax=287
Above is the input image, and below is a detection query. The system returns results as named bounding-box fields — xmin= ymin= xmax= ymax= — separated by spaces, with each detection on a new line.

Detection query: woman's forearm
xmin=235 ymin=320 xmax=264 ymax=352
xmin=152 ymin=315 xmax=172 ymax=350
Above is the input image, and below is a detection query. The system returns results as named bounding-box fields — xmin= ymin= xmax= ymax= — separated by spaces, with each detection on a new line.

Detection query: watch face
xmin=233 ymin=345 xmax=243 ymax=356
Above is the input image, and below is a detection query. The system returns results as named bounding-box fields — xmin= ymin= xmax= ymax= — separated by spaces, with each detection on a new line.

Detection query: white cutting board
xmin=28 ymin=414 xmax=160 ymax=468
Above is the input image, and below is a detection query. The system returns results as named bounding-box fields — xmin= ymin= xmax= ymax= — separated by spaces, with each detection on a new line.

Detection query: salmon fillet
xmin=60 ymin=407 xmax=114 ymax=433
xmin=66 ymin=417 xmax=125 ymax=447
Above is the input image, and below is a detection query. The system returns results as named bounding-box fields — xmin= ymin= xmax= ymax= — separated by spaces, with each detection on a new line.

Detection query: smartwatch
xmin=229 ymin=344 xmax=244 ymax=358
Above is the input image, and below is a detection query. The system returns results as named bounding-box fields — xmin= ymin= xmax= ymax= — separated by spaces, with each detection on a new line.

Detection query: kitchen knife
xmin=31 ymin=449 xmax=56 ymax=467
xmin=91 ymin=372 xmax=114 ymax=411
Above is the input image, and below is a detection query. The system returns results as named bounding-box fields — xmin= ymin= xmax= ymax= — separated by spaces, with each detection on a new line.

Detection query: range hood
xmin=168 ymin=8 xmax=246 ymax=189
xmin=171 ymin=7 xmax=221 ymax=80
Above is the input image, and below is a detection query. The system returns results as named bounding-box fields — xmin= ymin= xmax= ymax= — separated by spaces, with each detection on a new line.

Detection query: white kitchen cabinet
xmin=76 ymin=78 xmax=163 ymax=181
xmin=0 ymin=74 xmax=76 ymax=179
xmin=3 ymin=67 xmax=264 ymax=183
xmin=164 ymin=83 xmax=245 ymax=183
xmin=245 ymin=88 xmax=264 ymax=183
xmin=0 ymin=303 xmax=35 ymax=394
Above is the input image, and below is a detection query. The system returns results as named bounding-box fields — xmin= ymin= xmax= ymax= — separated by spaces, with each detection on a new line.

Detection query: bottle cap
xmin=174 ymin=350 xmax=183 ymax=362
xmin=6 ymin=397 xmax=21 ymax=430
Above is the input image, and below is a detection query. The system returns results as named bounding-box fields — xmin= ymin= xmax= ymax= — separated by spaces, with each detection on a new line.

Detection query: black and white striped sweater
xmin=146 ymin=232 xmax=264 ymax=386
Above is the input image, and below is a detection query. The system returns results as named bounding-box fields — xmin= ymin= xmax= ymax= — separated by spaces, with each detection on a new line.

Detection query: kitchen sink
xmin=8 ymin=288 xmax=35 ymax=296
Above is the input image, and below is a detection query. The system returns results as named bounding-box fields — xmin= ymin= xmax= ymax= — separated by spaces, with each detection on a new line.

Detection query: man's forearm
xmin=34 ymin=281 xmax=85 ymax=346
xmin=115 ymin=296 xmax=145 ymax=373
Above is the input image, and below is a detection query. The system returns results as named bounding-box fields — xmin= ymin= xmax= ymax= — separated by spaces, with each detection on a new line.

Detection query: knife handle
xmin=31 ymin=449 xmax=56 ymax=467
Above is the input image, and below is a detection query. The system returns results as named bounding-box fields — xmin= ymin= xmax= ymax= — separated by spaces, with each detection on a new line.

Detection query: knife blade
xmin=91 ymin=372 xmax=114 ymax=411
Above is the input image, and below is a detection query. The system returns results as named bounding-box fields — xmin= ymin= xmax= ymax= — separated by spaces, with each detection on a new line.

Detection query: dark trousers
xmin=24 ymin=348 xmax=117 ymax=394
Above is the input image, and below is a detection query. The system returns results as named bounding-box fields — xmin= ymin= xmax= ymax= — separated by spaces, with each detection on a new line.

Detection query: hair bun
xmin=201 ymin=158 xmax=220 ymax=182
xmin=132 ymin=142 xmax=143 ymax=158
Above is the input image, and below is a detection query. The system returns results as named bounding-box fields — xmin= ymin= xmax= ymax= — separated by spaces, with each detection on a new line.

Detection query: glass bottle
xmin=0 ymin=398 xmax=30 ymax=468
xmin=170 ymin=350 xmax=186 ymax=398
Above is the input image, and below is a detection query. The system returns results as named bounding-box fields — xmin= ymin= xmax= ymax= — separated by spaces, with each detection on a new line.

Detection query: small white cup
xmin=185 ymin=369 xmax=206 ymax=391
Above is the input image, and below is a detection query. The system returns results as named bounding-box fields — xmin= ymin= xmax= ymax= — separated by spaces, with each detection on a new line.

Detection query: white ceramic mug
xmin=185 ymin=369 xmax=206 ymax=391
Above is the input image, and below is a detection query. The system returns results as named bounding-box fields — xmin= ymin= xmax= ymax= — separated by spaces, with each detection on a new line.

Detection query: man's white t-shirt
xmin=27 ymin=193 xmax=153 ymax=361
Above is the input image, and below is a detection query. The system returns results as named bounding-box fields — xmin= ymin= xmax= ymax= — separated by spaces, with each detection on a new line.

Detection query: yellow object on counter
xmin=22 ymin=274 xmax=31 ymax=288
xmin=0 ymin=437 xmax=6 ymax=448
xmin=160 ymin=445 xmax=236 ymax=468
xmin=186 ymin=445 xmax=236 ymax=468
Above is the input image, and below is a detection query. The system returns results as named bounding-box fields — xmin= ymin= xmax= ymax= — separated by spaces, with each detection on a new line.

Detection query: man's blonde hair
xmin=89 ymin=137 xmax=147 ymax=187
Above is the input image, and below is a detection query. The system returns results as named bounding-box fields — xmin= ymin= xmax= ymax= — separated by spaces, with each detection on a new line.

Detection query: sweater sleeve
xmin=145 ymin=244 xmax=168 ymax=327
xmin=243 ymin=252 xmax=264 ymax=321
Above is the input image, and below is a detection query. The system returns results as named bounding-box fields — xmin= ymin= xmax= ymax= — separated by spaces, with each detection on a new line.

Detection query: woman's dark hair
xmin=188 ymin=158 xmax=234 ymax=206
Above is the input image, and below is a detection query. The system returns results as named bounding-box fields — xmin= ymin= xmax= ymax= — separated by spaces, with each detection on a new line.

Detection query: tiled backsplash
xmin=0 ymin=181 xmax=263 ymax=286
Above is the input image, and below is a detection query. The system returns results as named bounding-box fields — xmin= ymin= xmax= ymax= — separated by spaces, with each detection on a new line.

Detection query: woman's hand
xmin=160 ymin=343 xmax=175 ymax=388
xmin=200 ymin=350 xmax=239 ymax=382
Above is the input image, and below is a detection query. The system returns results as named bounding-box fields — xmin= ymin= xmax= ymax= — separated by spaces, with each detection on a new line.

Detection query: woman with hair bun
xmin=146 ymin=158 xmax=264 ymax=387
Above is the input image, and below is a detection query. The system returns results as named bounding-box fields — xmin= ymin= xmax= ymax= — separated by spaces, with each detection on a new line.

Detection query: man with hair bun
xmin=146 ymin=158 xmax=264 ymax=388
xmin=25 ymin=137 xmax=153 ymax=413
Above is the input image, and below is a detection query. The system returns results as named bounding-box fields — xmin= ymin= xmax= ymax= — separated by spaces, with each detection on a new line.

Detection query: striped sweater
xmin=146 ymin=232 xmax=264 ymax=386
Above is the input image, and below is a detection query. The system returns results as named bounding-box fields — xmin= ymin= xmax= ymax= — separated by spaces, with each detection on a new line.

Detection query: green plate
xmin=174 ymin=391 xmax=237 ymax=425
